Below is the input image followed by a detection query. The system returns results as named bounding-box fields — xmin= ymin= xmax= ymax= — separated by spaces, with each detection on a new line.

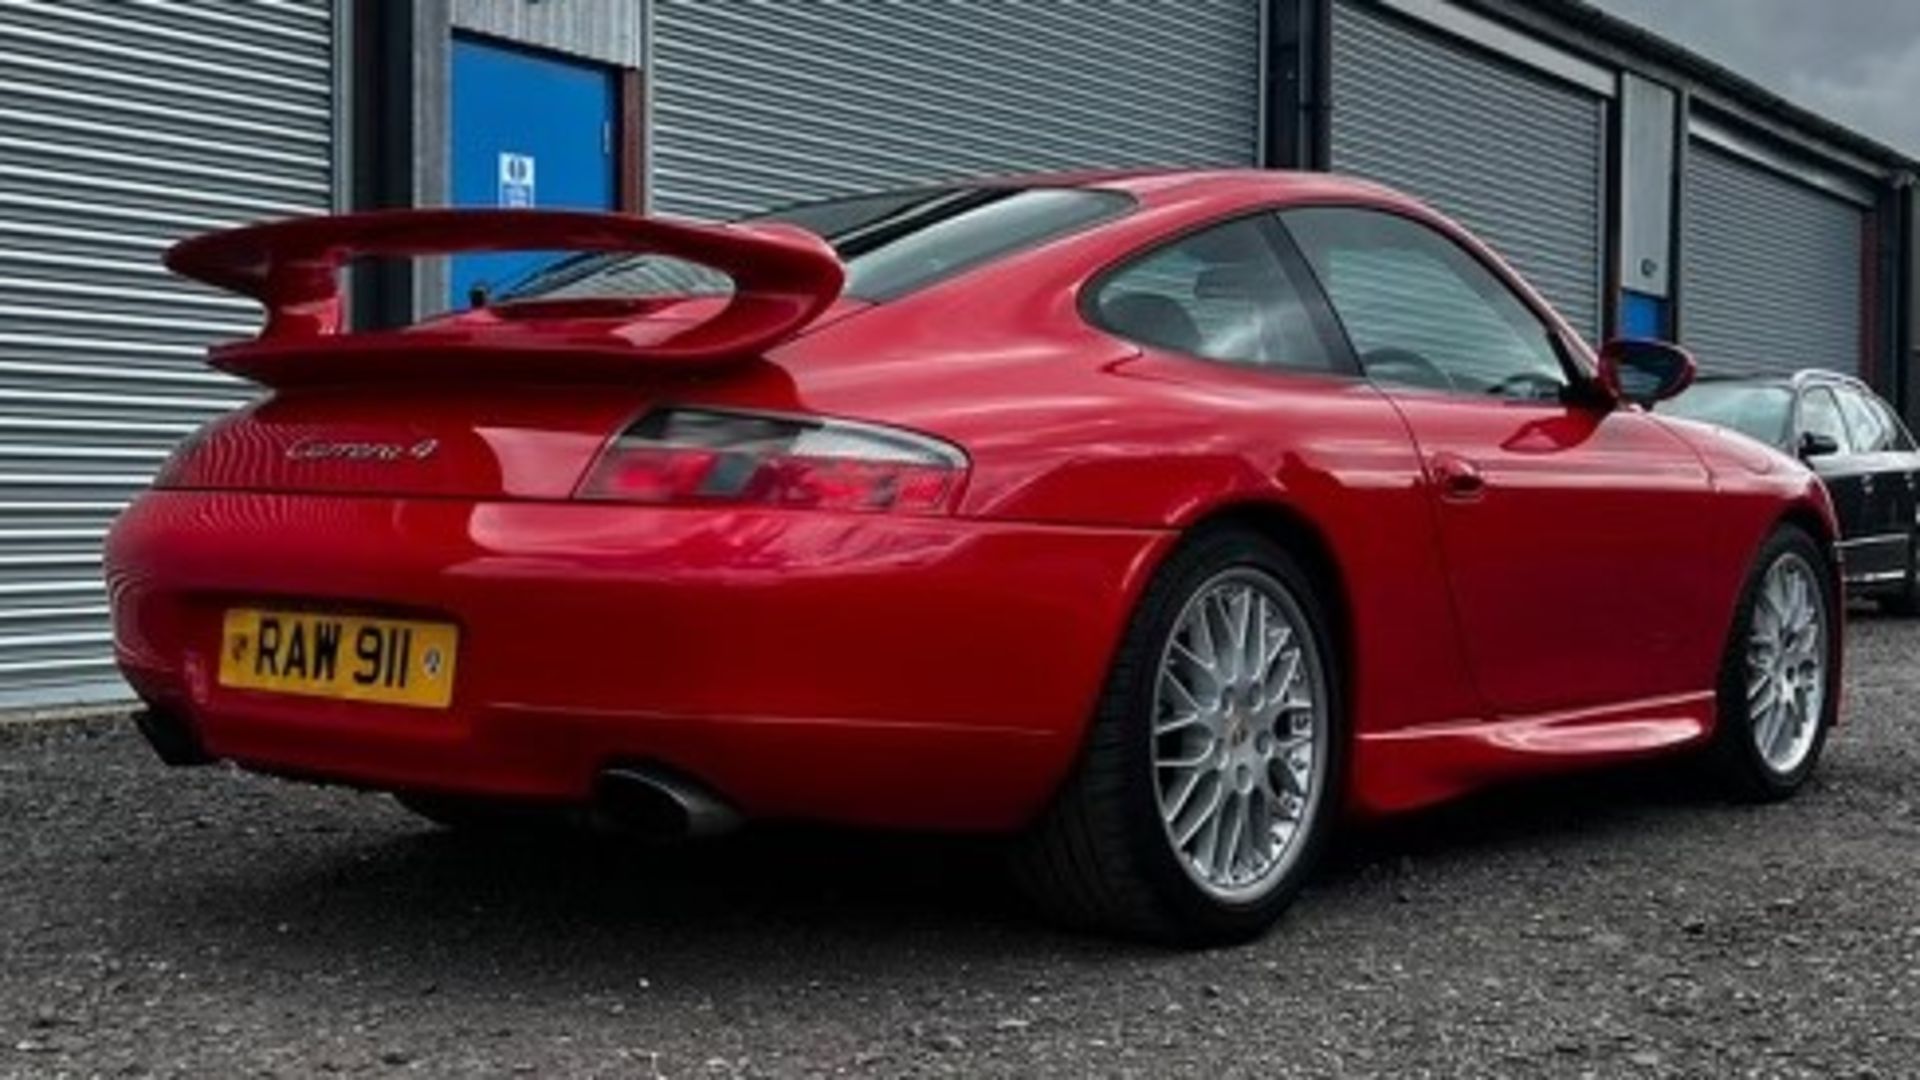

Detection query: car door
xmin=1870 ymin=394 xmax=1920 ymax=571
xmin=1087 ymin=213 xmax=1486 ymax=735
xmin=1833 ymin=384 xmax=1914 ymax=583
xmin=1281 ymin=206 xmax=1719 ymax=718
xmin=1798 ymin=385 xmax=1884 ymax=582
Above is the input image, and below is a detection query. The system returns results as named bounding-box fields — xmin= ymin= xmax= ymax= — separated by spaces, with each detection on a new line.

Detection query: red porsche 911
xmin=108 ymin=171 xmax=1841 ymax=943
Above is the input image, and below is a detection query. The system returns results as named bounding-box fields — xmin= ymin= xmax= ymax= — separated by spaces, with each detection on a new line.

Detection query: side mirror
xmin=1798 ymin=431 xmax=1842 ymax=460
xmin=1597 ymin=339 xmax=1697 ymax=407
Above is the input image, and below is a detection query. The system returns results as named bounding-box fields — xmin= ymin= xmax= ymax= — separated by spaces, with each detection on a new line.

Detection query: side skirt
xmin=1348 ymin=691 xmax=1716 ymax=816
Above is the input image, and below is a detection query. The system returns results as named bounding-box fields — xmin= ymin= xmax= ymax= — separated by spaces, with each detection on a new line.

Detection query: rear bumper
xmin=106 ymin=492 xmax=1168 ymax=831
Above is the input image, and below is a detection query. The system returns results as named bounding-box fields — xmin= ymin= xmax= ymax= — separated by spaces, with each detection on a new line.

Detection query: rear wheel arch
xmin=1014 ymin=509 xmax=1349 ymax=941
xmin=1172 ymin=502 xmax=1354 ymax=692
xmin=1159 ymin=501 xmax=1359 ymax=814
xmin=1032 ymin=499 xmax=1352 ymax=815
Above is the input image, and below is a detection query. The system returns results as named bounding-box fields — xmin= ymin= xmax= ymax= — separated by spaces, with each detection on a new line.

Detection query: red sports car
xmin=108 ymin=171 xmax=1842 ymax=943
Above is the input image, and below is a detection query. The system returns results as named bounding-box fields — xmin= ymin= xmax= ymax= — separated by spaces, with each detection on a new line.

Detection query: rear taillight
xmin=576 ymin=408 xmax=967 ymax=515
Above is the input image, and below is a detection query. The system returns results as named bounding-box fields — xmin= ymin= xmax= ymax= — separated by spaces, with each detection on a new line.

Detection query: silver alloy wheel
xmin=1152 ymin=568 xmax=1328 ymax=902
xmin=1746 ymin=551 xmax=1828 ymax=775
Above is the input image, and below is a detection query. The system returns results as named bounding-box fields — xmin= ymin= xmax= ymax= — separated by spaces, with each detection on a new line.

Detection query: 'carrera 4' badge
xmin=286 ymin=438 xmax=440 ymax=463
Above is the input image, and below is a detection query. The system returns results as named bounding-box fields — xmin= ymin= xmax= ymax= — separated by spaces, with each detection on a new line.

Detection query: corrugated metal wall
xmin=450 ymin=0 xmax=642 ymax=68
xmin=1682 ymin=141 xmax=1866 ymax=377
xmin=1329 ymin=1 xmax=1606 ymax=342
xmin=649 ymin=0 xmax=1261 ymax=220
xmin=0 ymin=0 xmax=334 ymax=706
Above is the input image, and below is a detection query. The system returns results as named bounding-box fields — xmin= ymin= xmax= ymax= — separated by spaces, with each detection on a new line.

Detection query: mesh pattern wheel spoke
xmin=1744 ymin=553 xmax=1827 ymax=775
xmin=1153 ymin=570 xmax=1328 ymax=901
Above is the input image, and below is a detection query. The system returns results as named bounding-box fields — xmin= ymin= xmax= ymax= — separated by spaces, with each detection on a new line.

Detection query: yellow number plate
xmin=218 ymin=609 xmax=459 ymax=709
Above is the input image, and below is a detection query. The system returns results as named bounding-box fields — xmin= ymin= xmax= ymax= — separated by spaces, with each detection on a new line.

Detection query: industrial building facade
xmin=0 ymin=0 xmax=1915 ymax=706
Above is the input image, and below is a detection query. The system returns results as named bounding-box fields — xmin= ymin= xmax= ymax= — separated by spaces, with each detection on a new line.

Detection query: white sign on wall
xmin=498 ymin=152 xmax=536 ymax=208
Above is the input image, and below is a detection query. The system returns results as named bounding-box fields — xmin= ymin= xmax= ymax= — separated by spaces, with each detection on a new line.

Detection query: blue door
xmin=450 ymin=38 xmax=616 ymax=307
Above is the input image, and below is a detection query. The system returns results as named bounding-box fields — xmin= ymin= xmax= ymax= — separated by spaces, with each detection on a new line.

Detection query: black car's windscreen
xmin=499 ymin=187 xmax=1133 ymax=304
xmin=1659 ymin=382 xmax=1795 ymax=448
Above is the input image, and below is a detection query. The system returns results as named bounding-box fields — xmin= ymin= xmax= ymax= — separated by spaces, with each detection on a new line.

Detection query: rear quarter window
xmin=1087 ymin=216 xmax=1344 ymax=374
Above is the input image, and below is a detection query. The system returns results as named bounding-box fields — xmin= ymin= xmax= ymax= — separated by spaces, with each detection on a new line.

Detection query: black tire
xmin=1705 ymin=525 xmax=1840 ymax=802
xmin=1011 ymin=526 xmax=1344 ymax=945
xmin=393 ymin=792 xmax=576 ymax=834
xmin=1876 ymin=534 xmax=1920 ymax=616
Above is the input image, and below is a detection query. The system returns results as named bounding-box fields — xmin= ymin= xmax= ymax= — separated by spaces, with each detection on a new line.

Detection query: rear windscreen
xmin=501 ymin=187 xmax=1132 ymax=304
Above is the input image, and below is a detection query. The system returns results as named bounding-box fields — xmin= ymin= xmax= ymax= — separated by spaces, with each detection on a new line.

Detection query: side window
xmin=1874 ymin=398 xmax=1917 ymax=452
xmin=1282 ymin=207 xmax=1569 ymax=400
xmin=1091 ymin=217 xmax=1341 ymax=373
xmin=1836 ymin=387 xmax=1892 ymax=453
xmin=1800 ymin=388 xmax=1854 ymax=454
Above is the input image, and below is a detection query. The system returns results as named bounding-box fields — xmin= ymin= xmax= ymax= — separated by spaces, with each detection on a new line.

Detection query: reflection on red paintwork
xmin=109 ymin=172 xmax=1841 ymax=829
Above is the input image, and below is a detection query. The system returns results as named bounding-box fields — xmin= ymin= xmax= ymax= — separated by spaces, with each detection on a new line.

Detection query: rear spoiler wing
xmin=164 ymin=209 xmax=845 ymax=381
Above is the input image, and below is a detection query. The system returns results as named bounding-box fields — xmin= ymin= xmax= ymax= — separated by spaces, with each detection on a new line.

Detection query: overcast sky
xmin=1588 ymin=0 xmax=1920 ymax=154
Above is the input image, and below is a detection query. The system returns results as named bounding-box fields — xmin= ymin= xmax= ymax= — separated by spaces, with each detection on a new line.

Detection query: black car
xmin=1662 ymin=371 xmax=1920 ymax=611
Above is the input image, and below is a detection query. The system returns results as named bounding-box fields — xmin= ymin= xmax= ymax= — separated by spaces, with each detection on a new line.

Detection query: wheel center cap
xmin=1226 ymin=695 xmax=1260 ymax=743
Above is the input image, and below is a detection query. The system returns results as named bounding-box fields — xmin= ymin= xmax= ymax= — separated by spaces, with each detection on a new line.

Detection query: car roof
xmin=927 ymin=168 xmax=1419 ymax=211
xmin=1692 ymin=370 xmax=1876 ymax=395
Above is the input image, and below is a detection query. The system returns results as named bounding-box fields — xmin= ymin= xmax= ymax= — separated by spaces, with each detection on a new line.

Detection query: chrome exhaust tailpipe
xmin=597 ymin=765 xmax=743 ymax=837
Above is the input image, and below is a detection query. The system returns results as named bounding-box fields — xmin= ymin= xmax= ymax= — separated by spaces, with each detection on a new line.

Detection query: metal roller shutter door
xmin=1681 ymin=141 xmax=1865 ymax=377
xmin=649 ymin=0 xmax=1261 ymax=220
xmin=1329 ymin=1 xmax=1606 ymax=342
xmin=0 ymin=0 xmax=334 ymax=706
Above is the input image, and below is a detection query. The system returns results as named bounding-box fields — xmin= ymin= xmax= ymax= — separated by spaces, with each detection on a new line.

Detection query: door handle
xmin=1430 ymin=453 xmax=1487 ymax=501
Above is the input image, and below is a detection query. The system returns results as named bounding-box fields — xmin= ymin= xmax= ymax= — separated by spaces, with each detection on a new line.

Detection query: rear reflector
xmin=576 ymin=408 xmax=966 ymax=515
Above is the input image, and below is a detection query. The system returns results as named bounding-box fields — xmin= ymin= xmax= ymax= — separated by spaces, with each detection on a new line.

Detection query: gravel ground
xmin=3 ymin=615 xmax=1918 ymax=1079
